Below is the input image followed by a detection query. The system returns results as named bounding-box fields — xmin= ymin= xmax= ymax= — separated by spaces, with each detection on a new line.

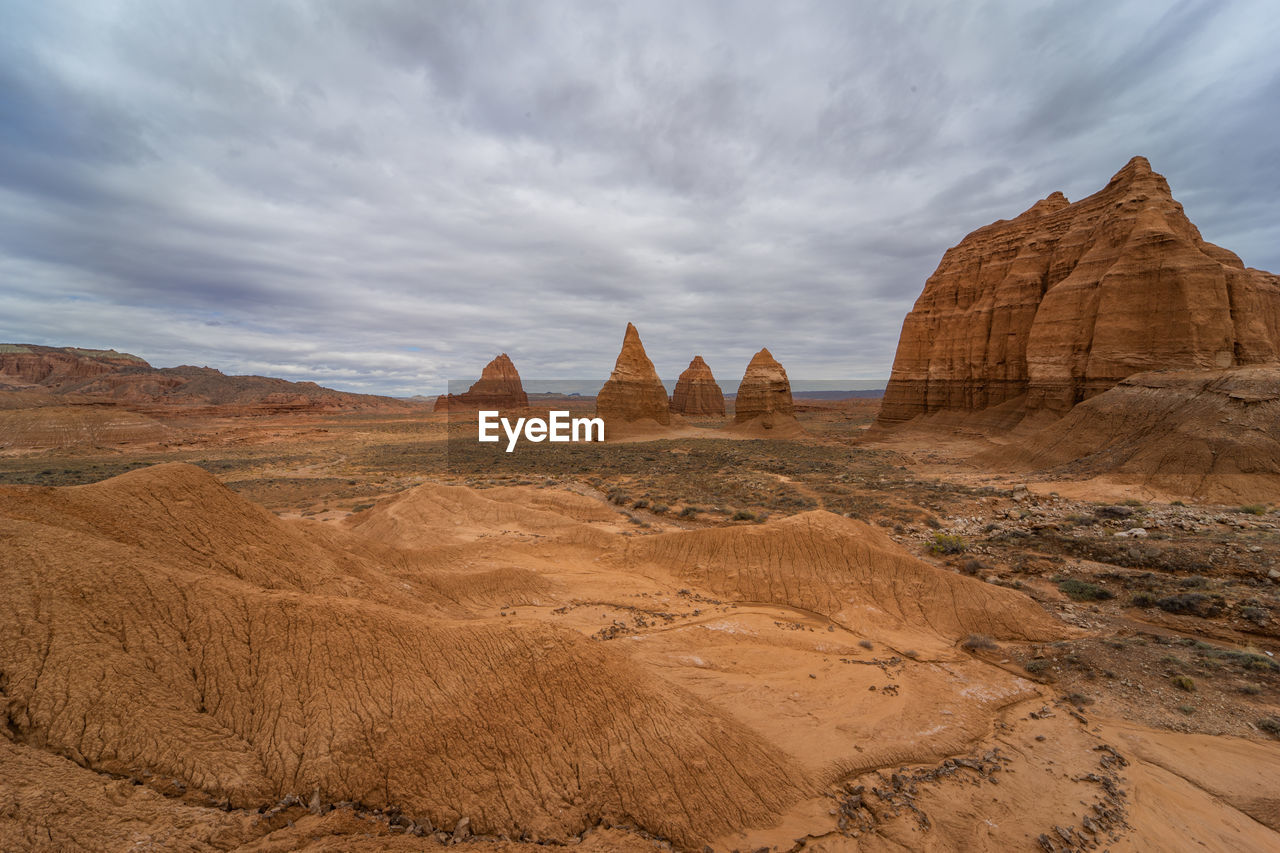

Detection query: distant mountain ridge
xmin=0 ymin=343 xmax=421 ymax=414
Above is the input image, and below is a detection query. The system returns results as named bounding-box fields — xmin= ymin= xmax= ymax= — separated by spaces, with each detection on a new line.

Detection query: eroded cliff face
xmin=878 ymin=156 xmax=1280 ymax=425
xmin=0 ymin=344 xmax=150 ymax=386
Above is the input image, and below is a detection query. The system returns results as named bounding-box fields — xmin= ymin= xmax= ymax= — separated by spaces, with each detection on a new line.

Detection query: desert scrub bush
xmin=1130 ymin=592 xmax=1159 ymax=608
xmin=961 ymin=634 xmax=998 ymax=651
xmin=731 ymin=509 xmax=755 ymax=521
xmin=858 ymin=639 xmax=874 ymax=650
xmin=928 ymin=533 xmax=968 ymax=555
xmin=1244 ymin=655 xmax=1279 ymax=673
xmin=607 ymin=489 xmax=630 ymax=505
xmin=1171 ymin=675 xmax=1195 ymax=692
xmin=1123 ymin=498 xmax=1144 ymax=507
xmin=1024 ymin=659 xmax=1050 ymax=675
xmin=1058 ymin=579 xmax=1114 ymax=602
xmin=679 ymin=506 xmax=699 ymax=519
xmin=650 ymin=503 xmax=669 ymax=514
xmin=631 ymin=498 xmax=649 ymax=509
xmin=1238 ymin=504 xmax=1268 ymax=515
xmin=1257 ymin=717 xmax=1280 ymax=737
xmin=1155 ymin=592 xmax=1225 ymax=617
xmin=960 ymin=557 xmax=985 ymax=576
xmin=1178 ymin=704 xmax=1196 ymax=715
xmin=1239 ymin=605 xmax=1269 ymax=625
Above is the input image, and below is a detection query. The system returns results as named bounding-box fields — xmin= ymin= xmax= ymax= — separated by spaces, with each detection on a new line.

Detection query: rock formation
xmin=877 ymin=156 xmax=1280 ymax=426
xmin=669 ymin=355 xmax=725 ymax=416
xmin=0 ymin=344 xmax=147 ymax=386
xmin=734 ymin=348 xmax=795 ymax=424
xmin=595 ymin=323 xmax=670 ymax=426
xmin=0 ymin=343 xmax=417 ymax=413
xmin=434 ymin=353 xmax=528 ymax=411
xmin=983 ymin=365 xmax=1280 ymax=503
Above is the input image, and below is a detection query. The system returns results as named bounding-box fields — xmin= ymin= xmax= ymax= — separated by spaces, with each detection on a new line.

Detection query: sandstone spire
xmin=596 ymin=323 xmax=671 ymax=426
xmin=734 ymin=348 xmax=795 ymax=424
xmin=435 ymin=353 xmax=528 ymax=411
xmin=877 ymin=156 xmax=1280 ymax=426
xmin=670 ymin=355 xmax=725 ymax=416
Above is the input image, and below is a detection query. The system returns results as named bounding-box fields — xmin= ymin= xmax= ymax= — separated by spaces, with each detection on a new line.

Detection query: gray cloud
xmin=1 ymin=0 xmax=1278 ymax=395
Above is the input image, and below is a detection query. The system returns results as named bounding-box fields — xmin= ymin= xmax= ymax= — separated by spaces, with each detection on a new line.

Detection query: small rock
xmin=453 ymin=816 xmax=471 ymax=842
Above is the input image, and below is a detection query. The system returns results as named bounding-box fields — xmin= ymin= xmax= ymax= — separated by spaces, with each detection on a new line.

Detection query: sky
xmin=2 ymin=0 xmax=1278 ymax=396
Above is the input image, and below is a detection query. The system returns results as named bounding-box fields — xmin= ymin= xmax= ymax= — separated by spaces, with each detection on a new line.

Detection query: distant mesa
xmin=877 ymin=155 xmax=1280 ymax=427
xmin=595 ymin=323 xmax=671 ymax=427
xmin=0 ymin=343 xmax=415 ymax=414
xmin=434 ymin=353 xmax=528 ymax=411
xmin=734 ymin=348 xmax=798 ymax=429
xmin=670 ymin=355 xmax=725 ymax=416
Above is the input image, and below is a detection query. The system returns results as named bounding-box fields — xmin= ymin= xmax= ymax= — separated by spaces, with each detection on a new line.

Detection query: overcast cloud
xmin=2 ymin=0 xmax=1278 ymax=395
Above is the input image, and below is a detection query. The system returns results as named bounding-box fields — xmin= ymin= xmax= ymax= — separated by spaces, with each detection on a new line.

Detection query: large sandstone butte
xmin=669 ymin=355 xmax=725 ymax=416
xmin=434 ymin=353 xmax=528 ymax=411
xmin=595 ymin=323 xmax=670 ymax=427
xmin=734 ymin=348 xmax=796 ymax=424
xmin=877 ymin=156 xmax=1280 ymax=426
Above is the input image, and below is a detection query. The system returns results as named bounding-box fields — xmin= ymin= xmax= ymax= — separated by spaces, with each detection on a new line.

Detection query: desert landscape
xmin=3 ymin=155 xmax=1280 ymax=852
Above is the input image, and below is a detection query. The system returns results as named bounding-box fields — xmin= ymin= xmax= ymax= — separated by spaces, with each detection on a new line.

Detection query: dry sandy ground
xmin=1 ymin=404 xmax=1278 ymax=851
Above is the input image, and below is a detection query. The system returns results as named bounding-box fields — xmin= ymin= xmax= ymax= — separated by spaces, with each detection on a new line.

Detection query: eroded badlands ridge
xmin=434 ymin=353 xmax=529 ymax=411
xmin=878 ymin=156 xmax=1280 ymax=425
xmin=596 ymin=323 xmax=671 ymax=426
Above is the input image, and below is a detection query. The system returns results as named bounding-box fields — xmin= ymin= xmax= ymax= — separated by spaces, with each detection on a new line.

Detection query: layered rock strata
xmin=434 ymin=353 xmax=528 ymax=411
xmin=670 ymin=356 xmax=725 ymax=416
xmin=734 ymin=348 xmax=795 ymax=423
xmin=596 ymin=323 xmax=671 ymax=426
xmin=878 ymin=156 xmax=1280 ymax=425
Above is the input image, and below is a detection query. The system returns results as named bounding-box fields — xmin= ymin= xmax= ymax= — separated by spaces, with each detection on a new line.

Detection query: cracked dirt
xmin=1 ymin=407 xmax=1279 ymax=851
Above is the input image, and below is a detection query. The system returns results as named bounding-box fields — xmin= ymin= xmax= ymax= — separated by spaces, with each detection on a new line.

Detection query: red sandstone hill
xmin=0 ymin=343 xmax=420 ymax=414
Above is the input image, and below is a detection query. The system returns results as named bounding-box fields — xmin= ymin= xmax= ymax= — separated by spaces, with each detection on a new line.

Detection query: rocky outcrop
xmin=596 ymin=323 xmax=670 ymax=426
xmin=434 ymin=353 xmax=528 ymax=411
xmin=877 ymin=156 xmax=1280 ymax=425
xmin=670 ymin=356 xmax=725 ymax=416
xmin=734 ymin=348 xmax=795 ymax=424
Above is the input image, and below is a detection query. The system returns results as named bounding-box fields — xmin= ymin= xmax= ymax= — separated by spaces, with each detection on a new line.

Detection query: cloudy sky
xmin=2 ymin=1 xmax=1278 ymax=396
